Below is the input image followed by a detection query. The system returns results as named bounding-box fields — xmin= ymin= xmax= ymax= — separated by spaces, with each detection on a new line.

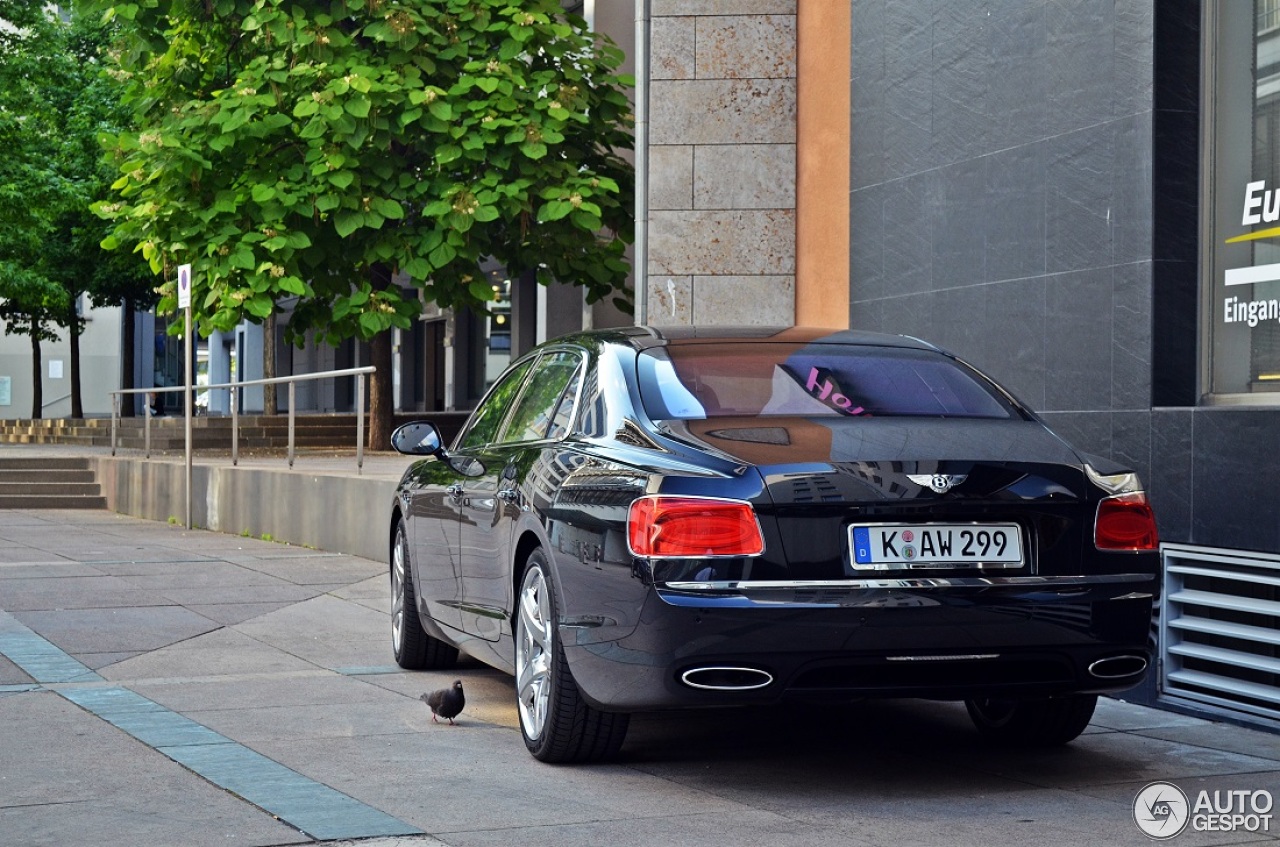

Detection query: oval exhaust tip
xmin=681 ymin=666 xmax=774 ymax=691
xmin=1088 ymin=655 xmax=1148 ymax=679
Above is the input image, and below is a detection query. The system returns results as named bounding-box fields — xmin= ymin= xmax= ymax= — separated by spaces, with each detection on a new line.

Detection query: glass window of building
xmin=1207 ymin=1 xmax=1280 ymax=399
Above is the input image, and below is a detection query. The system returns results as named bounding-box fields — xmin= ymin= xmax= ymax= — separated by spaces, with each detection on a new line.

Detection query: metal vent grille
xmin=1161 ymin=544 xmax=1280 ymax=727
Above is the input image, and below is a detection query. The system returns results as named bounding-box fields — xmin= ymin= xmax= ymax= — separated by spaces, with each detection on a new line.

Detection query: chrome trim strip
xmin=885 ymin=654 xmax=999 ymax=662
xmin=662 ymin=574 xmax=1154 ymax=591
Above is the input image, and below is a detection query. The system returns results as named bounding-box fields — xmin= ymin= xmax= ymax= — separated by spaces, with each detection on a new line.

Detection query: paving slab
xmin=13 ymin=606 xmax=221 ymax=655
xmin=0 ymin=690 xmax=300 ymax=847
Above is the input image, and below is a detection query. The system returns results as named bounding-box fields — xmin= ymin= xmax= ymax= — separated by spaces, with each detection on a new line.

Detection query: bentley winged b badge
xmin=907 ymin=473 xmax=968 ymax=494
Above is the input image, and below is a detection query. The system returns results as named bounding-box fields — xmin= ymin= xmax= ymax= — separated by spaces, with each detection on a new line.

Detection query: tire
xmin=965 ymin=693 xmax=1098 ymax=746
xmin=515 ymin=548 xmax=629 ymax=763
xmin=391 ymin=518 xmax=458 ymax=670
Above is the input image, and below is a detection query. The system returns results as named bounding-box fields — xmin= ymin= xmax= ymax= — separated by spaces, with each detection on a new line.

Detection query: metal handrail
xmin=108 ymin=366 xmax=376 ymax=473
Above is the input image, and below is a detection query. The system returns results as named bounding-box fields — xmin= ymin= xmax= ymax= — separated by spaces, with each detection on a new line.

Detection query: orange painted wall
xmin=796 ymin=3 xmax=852 ymax=328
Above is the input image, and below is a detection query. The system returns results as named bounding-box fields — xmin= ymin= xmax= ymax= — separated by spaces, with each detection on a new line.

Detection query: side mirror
xmin=391 ymin=421 xmax=444 ymax=456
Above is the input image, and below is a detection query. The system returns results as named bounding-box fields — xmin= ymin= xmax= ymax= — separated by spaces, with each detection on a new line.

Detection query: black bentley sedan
xmin=388 ymin=327 xmax=1159 ymax=763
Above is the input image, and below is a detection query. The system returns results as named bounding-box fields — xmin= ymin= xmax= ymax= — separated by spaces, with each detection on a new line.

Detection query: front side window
xmin=1206 ymin=2 xmax=1280 ymax=398
xmin=455 ymin=359 xmax=533 ymax=450
xmin=637 ymin=343 xmax=1018 ymax=421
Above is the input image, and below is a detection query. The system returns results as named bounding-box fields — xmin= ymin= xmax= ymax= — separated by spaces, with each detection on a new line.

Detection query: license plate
xmin=849 ymin=523 xmax=1023 ymax=569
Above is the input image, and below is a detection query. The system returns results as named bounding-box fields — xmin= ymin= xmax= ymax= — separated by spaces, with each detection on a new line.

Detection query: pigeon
xmin=421 ymin=680 xmax=465 ymax=725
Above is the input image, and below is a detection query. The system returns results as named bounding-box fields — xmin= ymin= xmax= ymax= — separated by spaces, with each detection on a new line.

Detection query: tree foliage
xmin=0 ymin=1 xmax=77 ymax=342
xmin=90 ymin=0 xmax=635 ymax=349
xmin=0 ymin=1 xmax=156 ymax=417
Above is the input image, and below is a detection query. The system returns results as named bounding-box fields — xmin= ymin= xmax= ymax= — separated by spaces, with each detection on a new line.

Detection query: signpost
xmin=178 ymin=264 xmax=193 ymax=529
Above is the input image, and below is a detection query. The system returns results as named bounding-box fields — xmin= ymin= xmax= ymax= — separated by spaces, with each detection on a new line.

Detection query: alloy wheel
xmin=391 ymin=530 xmax=406 ymax=654
xmin=516 ymin=565 xmax=553 ymax=741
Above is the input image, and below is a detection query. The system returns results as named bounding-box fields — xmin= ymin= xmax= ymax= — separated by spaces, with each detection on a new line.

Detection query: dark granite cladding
xmin=1112 ymin=262 xmax=1154 ymax=410
xmin=847 ymin=2 xmax=1203 ymax=444
xmin=1151 ymin=258 xmax=1198 ymax=407
xmin=1188 ymin=410 xmax=1280 ymax=553
xmin=1149 ymin=408 xmax=1193 ymax=542
xmin=1037 ymin=410 xmax=1111 ymax=460
xmin=1044 ymin=268 xmax=1113 ymax=411
xmin=846 ymin=0 xmax=1280 ymax=561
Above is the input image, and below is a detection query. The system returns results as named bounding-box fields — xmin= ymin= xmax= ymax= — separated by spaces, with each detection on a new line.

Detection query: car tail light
xmin=1094 ymin=493 xmax=1158 ymax=551
xmin=628 ymin=496 xmax=764 ymax=558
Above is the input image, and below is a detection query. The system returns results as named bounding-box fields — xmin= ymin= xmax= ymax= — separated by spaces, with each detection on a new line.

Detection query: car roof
xmin=553 ymin=326 xmax=943 ymax=354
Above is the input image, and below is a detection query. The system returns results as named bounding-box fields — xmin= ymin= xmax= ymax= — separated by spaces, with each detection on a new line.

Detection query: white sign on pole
xmin=177 ymin=264 xmax=192 ymax=309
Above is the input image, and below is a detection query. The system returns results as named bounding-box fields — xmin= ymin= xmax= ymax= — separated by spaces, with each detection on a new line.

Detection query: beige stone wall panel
xmin=651 ymin=16 xmax=695 ymax=80
xmin=692 ymin=275 xmax=795 ymax=325
xmin=652 ymin=0 xmax=796 ymax=16
xmin=645 ymin=275 xmax=694 ymax=326
xmin=650 ymin=145 xmax=695 ymax=209
xmin=694 ymin=144 xmax=795 ymax=209
xmin=649 ymin=209 xmax=795 ymax=276
xmin=650 ymin=79 xmax=797 ymax=145
xmin=696 ymin=15 xmax=797 ymax=80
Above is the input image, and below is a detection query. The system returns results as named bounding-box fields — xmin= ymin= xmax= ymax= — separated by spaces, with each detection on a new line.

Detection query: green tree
xmin=0 ymin=0 xmax=76 ymax=419
xmin=0 ymin=2 xmax=157 ymax=419
xmin=0 ymin=266 xmax=68 ymax=419
xmin=91 ymin=0 xmax=633 ymax=447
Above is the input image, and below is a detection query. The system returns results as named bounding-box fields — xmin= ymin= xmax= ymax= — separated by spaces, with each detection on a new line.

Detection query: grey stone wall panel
xmin=1112 ymin=261 xmax=1154 ymax=410
xmin=1043 ymin=267 xmax=1114 ymax=412
xmin=1045 ymin=0 xmax=1118 ymax=137
xmin=880 ymin=173 xmax=934 ymax=297
xmin=1045 ymin=124 xmax=1116 ymax=275
xmin=932 ymin=157 xmax=988 ymax=290
xmin=985 ymin=141 xmax=1048 ymax=283
xmin=982 ymin=277 xmax=1047 ymax=410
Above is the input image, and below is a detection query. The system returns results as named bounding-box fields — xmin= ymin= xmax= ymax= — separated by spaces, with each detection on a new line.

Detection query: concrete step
xmin=0 ymin=469 xmax=96 ymax=483
xmin=0 ymin=457 xmax=93 ymax=470
xmin=0 ymin=482 xmax=102 ymax=496
xmin=0 ymin=456 xmax=104 ymax=510
xmin=0 ymin=494 xmax=107 ymax=509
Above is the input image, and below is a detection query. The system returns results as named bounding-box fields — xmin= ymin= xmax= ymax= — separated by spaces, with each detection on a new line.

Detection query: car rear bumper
xmin=561 ymin=574 xmax=1156 ymax=711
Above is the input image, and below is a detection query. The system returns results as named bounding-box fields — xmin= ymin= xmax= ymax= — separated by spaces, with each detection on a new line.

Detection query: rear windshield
xmin=637 ymin=343 xmax=1019 ymax=420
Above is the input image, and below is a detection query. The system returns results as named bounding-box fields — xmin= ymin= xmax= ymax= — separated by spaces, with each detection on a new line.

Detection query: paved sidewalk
xmin=3 ymin=507 xmax=1280 ymax=846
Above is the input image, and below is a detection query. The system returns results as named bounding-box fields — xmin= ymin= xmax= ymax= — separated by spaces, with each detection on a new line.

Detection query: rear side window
xmin=637 ymin=343 xmax=1018 ymax=421
xmin=497 ymin=352 xmax=582 ymax=444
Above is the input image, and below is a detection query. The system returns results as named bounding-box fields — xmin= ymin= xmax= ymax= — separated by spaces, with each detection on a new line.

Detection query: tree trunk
xmin=29 ymin=321 xmax=42 ymax=420
xmin=120 ymin=296 xmax=136 ymax=417
xmin=263 ymin=311 xmax=277 ymax=415
xmin=369 ymin=328 xmax=394 ymax=451
xmin=69 ymin=295 xmax=83 ymax=419
xmin=367 ymin=263 xmax=395 ymax=451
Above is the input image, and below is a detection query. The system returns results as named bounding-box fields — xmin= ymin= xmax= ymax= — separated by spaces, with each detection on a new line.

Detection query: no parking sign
xmin=177 ymin=264 xmax=191 ymax=309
